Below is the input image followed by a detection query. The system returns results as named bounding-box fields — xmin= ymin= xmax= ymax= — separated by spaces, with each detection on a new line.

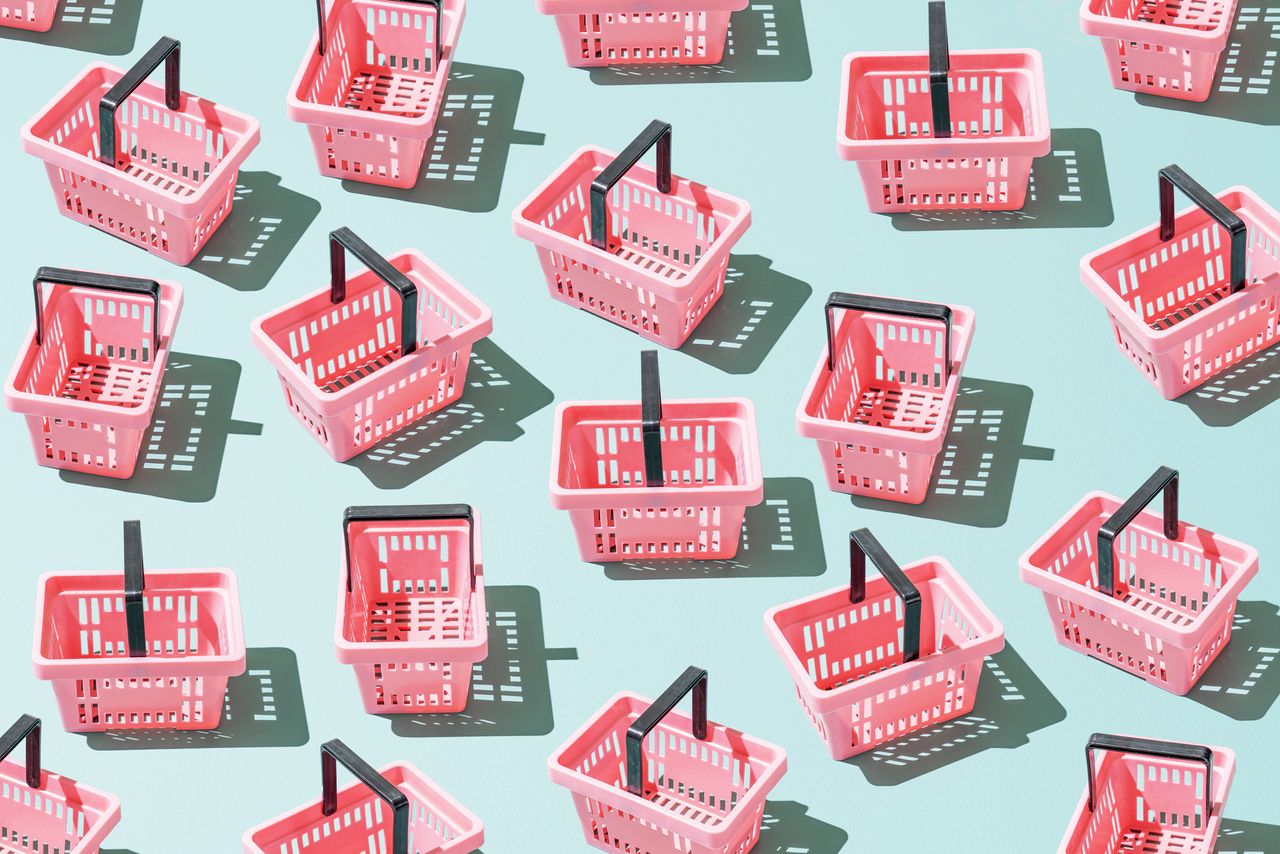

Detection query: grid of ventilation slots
xmin=0 ymin=2 xmax=52 ymax=24
xmin=1102 ymin=0 xmax=1229 ymax=30
xmin=282 ymin=286 xmax=410 ymax=391
xmin=575 ymin=12 xmax=716 ymax=63
xmin=590 ymin=423 xmax=724 ymax=488
xmin=819 ymin=321 xmax=948 ymax=431
xmin=0 ymin=788 xmax=94 ymax=853
xmin=590 ymin=505 xmax=726 ymax=557
xmin=70 ymin=593 xmax=208 ymax=658
xmin=75 ymin=676 xmax=208 ymax=728
xmin=371 ymin=661 xmax=457 ymax=708
xmin=312 ymin=7 xmax=442 ymax=115
xmin=879 ymin=74 xmax=1014 ymax=139
xmin=1076 ymin=760 xmax=1210 ymax=852
xmin=266 ymin=787 xmax=464 ymax=851
xmin=41 ymin=420 xmax=121 ymax=469
xmin=879 ymin=156 xmax=1013 ymax=209
xmin=852 ymin=663 xmax=971 ymax=749
xmin=355 ymin=531 xmax=468 ymax=644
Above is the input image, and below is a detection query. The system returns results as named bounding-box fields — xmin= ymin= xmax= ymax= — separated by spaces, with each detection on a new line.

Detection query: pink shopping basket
xmin=4 ymin=267 xmax=183 ymax=479
xmin=21 ymin=37 xmax=261 ymax=265
xmin=244 ymin=739 xmax=484 ymax=854
xmin=513 ymin=120 xmax=752 ymax=349
xmin=837 ymin=2 xmax=1051 ymax=212
xmin=33 ymin=521 xmax=246 ymax=732
xmin=251 ymin=227 xmax=493 ymax=462
xmin=0 ymin=716 xmax=121 ymax=853
xmin=0 ymin=0 xmax=55 ymax=30
xmin=535 ymin=0 xmax=747 ymax=67
xmin=288 ymin=0 xmax=466 ymax=188
xmin=1021 ymin=466 xmax=1259 ymax=695
xmin=796 ymin=292 xmax=975 ymax=504
xmin=549 ymin=666 xmax=787 ymax=854
xmin=336 ymin=504 xmax=488 ymax=714
xmin=1059 ymin=734 xmax=1235 ymax=853
xmin=764 ymin=529 xmax=1004 ymax=760
xmin=1081 ymin=0 xmax=1238 ymax=102
xmin=1081 ymin=165 xmax=1280 ymax=400
xmin=550 ymin=350 xmax=763 ymax=562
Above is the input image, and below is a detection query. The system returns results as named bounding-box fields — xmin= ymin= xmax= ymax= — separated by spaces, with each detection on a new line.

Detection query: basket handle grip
xmin=99 ymin=36 xmax=181 ymax=167
xmin=641 ymin=350 xmax=664 ymax=489
xmin=322 ymin=740 xmax=409 ymax=854
xmin=0 ymin=716 xmax=42 ymax=789
xmin=850 ymin=529 xmax=922 ymax=663
xmin=330 ymin=227 xmax=420 ymax=356
xmin=1097 ymin=466 xmax=1179 ymax=598
xmin=342 ymin=504 xmax=476 ymax=593
xmin=315 ymin=0 xmax=444 ymax=68
xmin=1086 ymin=734 xmax=1213 ymax=818
xmin=825 ymin=292 xmax=953 ymax=381
xmin=626 ymin=666 xmax=708 ymax=796
xmin=928 ymin=1 xmax=952 ymax=139
xmin=34 ymin=267 xmax=162 ymax=363
xmin=1159 ymin=165 xmax=1247 ymax=294
xmin=591 ymin=120 xmax=673 ymax=250
xmin=123 ymin=520 xmax=147 ymax=658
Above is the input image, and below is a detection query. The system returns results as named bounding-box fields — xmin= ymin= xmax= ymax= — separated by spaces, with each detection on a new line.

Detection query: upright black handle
xmin=329 ymin=227 xmax=419 ymax=356
xmin=321 ymin=740 xmax=408 ymax=854
xmin=928 ymin=2 xmax=952 ymax=139
xmin=640 ymin=351 xmax=664 ymax=489
xmin=316 ymin=0 xmax=444 ymax=69
xmin=34 ymin=267 xmax=162 ymax=360
xmin=825 ymin=293 xmax=953 ymax=381
xmin=590 ymin=120 xmax=673 ymax=250
xmin=123 ymin=520 xmax=147 ymax=659
xmin=1086 ymin=734 xmax=1213 ymax=818
xmin=1097 ymin=467 xmax=1179 ymax=598
xmin=343 ymin=504 xmax=475 ymax=593
xmin=626 ymin=667 xmax=708 ymax=796
xmin=850 ymin=529 xmax=922 ymax=663
xmin=1159 ymin=165 xmax=1247 ymax=294
xmin=99 ymin=37 xmax=181 ymax=167
xmin=0 ymin=716 xmax=42 ymax=789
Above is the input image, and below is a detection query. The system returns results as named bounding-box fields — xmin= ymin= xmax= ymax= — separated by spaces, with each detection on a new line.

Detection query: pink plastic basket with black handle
xmin=21 ymin=37 xmax=260 ymax=265
xmin=513 ymin=120 xmax=752 ymax=349
xmin=764 ymin=529 xmax=1004 ymax=760
xmin=1059 ymin=734 xmax=1235 ymax=853
xmin=4 ymin=267 xmax=183 ymax=479
xmin=1021 ymin=466 xmax=1259 ymax=696
xmin=336 ymin=504 xmax=488 ymax=715
xmin=244 ymin=739 xmax=484 ymax=854
xmin=838 ymin=2 xmax=1050 ymax=213
xmin=288 ymin=0 xmax=466 ymax=188
xmin=0 ymin=0 xmax=56 ymax=30
xmin=251 ymin=227 xmax=493 ymax=462
xmin=549 ymin=666 xmax=787 ymax=854
xmin=534 ymin=0 xmax=748 ymax=67
xmin=550 ymin=350 xmax=763 ymax=562
xmin=796 ymin=292 xmax=975 ymax=504
xmin=0 ymin=715 xmax=121 ymax=853
xmin=1081 ymin=166 xmax=1280 ymax=400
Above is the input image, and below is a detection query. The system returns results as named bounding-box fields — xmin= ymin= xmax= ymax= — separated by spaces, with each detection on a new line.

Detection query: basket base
xmin=351 ymin=661 xmax=474 ymax=714
xmin=812 ymin=439 xmax=938 ymax=504
xmin=550 ymin=11 xmax=732 ymax=67
xmin=0 ymin=2 xmax=56 ymax=30
xmin=22 ymin=414 xmax=146 ymax=479
xmin=564 ymin=504 xmax=748 ymax=563
xmin=51 ymin=675 xmax=230 ymax=732
xmin=856 ymin=157 xmax=1036 ymax=213
xmin=304 ymin=122 xmax=431 ymax=189
xmin=568 ymin=793 xmax=763 ymax=854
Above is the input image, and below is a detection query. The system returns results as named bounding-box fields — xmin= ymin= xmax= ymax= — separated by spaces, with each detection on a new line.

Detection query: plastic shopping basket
xmin=550 ymin=350 xmax=763 ymax=562
xmin=251 ymin=226 xmax=493 ymax=462
xmin=288 ymin=0 xmax=466 ymax=188
xmin=1081 ymin=165 xmax=1280 ymax=400
xmin=33 ymin=521 xmax=246 ymax=732
xmin=336 ymin=504 xmax=488 ymax=714
xmin=0 ymin=715 xmax=121 ymax=853
xmin=796 ymin=292 xmax=974 ymax=504
xmin=244 ymin=739 xmax=484 ymax=854
xmin=1081 ymin=0 xmax=1239 ymax=102
xmin=535 ymin=0 xmax=747 ymax=67
xmin=513 ymin=119 xmax=752 ymax=349
xmin=4 ymin=267 xmax=183 ymax=479
xmin=549 ymin=666 xmax=787 ymax=854
xmin=0 ymin=0 xmax=55 ymax=31
xmin=764 ymin=529 xmax=1004 ymax=760
xmin=21 ymin=37 xmax=261 ymax=266
xmin=1059 ymin=734 xmax=1235 ymax=853
xmin=837 ymin=2 xmax=1050 ymax=213
xmin=1021 ymin=466 xmax=1259 ymax=695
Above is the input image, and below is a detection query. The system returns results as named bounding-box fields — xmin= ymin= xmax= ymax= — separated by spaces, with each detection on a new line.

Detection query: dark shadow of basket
xmin=757 ymin=801 xmax=848 ymax=854
xmin=603 ymin=477 xmax=826 ymax=580
xmin=85 ymin=647 xmax=309 ymax=751
xmin=388 ymin=586 xmax=578 ymax=738
xmin=851 ymin=378 xmax=1054 ymax=528
xmin=1217 ymin=818 xmax=1280 ymax=853
xmin=892 ymin=129 xmax=1113 ymax=231
xmin=0 ymin=0 xmax=142 ymax=54
xmin=589 ymin=0 xmax=811 ymax=85
xmin=59 ymin=352 xmax=262 ymax=503
xmin=680 ymin=255 xmax=811 ymax=375
xmin=1179 ymin=342 xmax=1280 ymax=426
xmin=1192 ymin=600 xmax=1280 ymax=722
xmin=342 ymin=63 xmax=546 ymax=213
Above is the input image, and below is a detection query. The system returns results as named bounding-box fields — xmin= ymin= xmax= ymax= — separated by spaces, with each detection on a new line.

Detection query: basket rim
xmin=1079 ymin=0 xmax=1237 ymax=50
xmin=0 ymin=761 xmax=122 ymax=849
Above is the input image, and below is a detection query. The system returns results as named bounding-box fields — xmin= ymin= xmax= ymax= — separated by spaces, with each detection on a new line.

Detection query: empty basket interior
xmin=1085 ymin=0 xmax=1232 ymax=31
xmin=0 ymin=762 xmax=115 ymax=850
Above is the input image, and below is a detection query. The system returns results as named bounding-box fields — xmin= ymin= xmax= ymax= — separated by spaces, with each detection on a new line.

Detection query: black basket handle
xmin=1097 ymin=467 xmax=1179 ymax=598
xmin=321 ymin=740 xmax=408 ymax=854
xmin=343 ymin=504 xmax=475 ymax=593
xmin=34 ymin=267 xmax=162 ymax=362
xmin=329 ymin=227 xmax=420 ymax=356
xmin=1159 ymin=165 xmax=1247 ymax=294
xmin=0 ymin=716 xmax=42 ymax=789
xmin=825 ymin=293 xmax=953 ymax=382
xmin=850 ymin=529 xmax=921 ymax=663
xmin=123 ymin=520 xmax=147 ymax=658
xmin=99 ymin=36 xmax=181 ymax=167
xmin=1086 ymin=734 xmax=1213 ymax=818
xmin=315 ymin=0 xmax=443 ymax=68
xmin=626 ymin=666 xmax=708 ymax=796
xmin=590 ymin=120 xmax=673 ymax=250
xmin=928 ymin=1 xmax=952 ymax=139
xmin=640 ymin=350 xmax=664 ymax=489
